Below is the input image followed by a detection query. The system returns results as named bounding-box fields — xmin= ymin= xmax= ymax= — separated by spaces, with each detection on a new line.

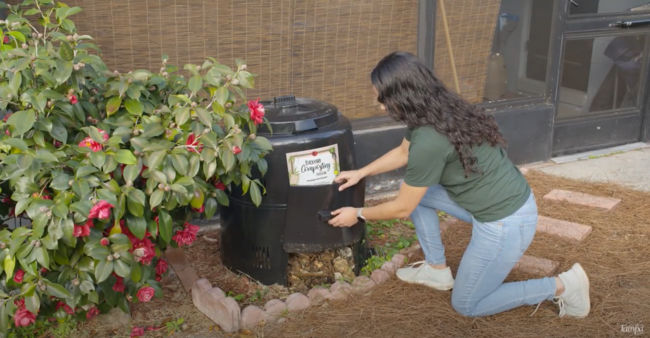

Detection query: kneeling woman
xmin=329 ymin=52 xmax=590 ymax=318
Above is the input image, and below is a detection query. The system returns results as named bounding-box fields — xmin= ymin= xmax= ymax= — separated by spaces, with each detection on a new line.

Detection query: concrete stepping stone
xmin=514 ymin=255 xmax=559 ymax=277
xmin=165 ymin=247 xmax=199 ymax=292
xmin=543 ymin=189 xmax=620 ymax=211
xmin=537 ymin=216 xmax=592 ymax=242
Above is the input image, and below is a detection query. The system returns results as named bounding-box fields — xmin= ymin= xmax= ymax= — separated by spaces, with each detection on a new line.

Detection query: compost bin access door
xmin=282 ymin=181 xmax=365 ymax=253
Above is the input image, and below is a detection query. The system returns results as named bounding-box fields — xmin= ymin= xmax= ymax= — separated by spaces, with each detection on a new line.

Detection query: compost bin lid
xmin=257 ymin=95 xmax=339 ymax=135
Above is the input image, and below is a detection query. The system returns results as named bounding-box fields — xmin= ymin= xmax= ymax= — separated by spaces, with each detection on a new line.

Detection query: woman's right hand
xmin=334 ymin=170 xmax=364 ymax=191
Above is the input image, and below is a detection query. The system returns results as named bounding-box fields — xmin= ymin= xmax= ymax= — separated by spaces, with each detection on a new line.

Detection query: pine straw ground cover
xmin=266 ymin=171 xmax=650 ymax=338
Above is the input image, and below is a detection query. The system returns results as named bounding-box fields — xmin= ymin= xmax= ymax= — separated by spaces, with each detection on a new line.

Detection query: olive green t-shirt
xmin=404 ymin=126 xmax=531 ymax=222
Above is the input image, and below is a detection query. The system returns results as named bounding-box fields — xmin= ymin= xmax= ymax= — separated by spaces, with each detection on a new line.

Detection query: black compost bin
xmin=220 ymin=95 xmax=367 ymax=286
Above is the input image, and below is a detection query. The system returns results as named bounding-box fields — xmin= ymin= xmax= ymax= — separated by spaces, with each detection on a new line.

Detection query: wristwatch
xmin=357 ymin=208 xmax=367 ymax=222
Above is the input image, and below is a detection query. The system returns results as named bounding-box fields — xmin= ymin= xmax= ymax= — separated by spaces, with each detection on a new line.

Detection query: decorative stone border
xmin=188 ymin=253 xmax=408 ymax=332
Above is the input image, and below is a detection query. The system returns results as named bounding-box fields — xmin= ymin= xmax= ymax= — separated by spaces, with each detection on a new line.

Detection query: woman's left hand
xmin=328 ymin=207 xmax=359 ymax=227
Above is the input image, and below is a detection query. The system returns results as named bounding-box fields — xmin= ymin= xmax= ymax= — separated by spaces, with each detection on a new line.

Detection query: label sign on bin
xmin=286 ymin=144 xmax=340 ymax=186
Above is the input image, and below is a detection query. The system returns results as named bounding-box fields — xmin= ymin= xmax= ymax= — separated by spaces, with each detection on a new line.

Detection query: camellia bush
xmin=0 ymin=0 xmax=271 ymax=334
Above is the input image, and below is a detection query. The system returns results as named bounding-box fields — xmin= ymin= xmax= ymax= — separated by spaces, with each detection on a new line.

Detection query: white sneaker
xmin=395 ymin=261 xmax=454 ymax=291
xmin=554 ymin=263 xmax=590 ymax=318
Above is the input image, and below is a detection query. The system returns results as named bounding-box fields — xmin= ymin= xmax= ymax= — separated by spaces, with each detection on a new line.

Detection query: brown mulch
xmin=266 ymin=171 xmax=650 ymax=338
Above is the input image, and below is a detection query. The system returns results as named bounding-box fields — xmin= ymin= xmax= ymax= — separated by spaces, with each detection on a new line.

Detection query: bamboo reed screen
xmin=35 ymin=0 xmax=416 ymax=119
xmin=434 ymin=0 xmax=500 ymax=103
xmin=11 ymin=0 xmax=499 ymax=118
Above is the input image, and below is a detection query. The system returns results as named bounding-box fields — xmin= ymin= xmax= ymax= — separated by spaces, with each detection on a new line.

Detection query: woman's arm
xmin=335 ymin=138 xmax=409 ymax=190
xmin=359 ymin=138 xmax=410 ymax=177
xmin=328 ymin=182 xmax=428 ymax=227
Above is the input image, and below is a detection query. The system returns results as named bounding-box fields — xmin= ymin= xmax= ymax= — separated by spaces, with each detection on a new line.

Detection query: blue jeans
xmin=410 ymin=185 xmax=557 ymax=317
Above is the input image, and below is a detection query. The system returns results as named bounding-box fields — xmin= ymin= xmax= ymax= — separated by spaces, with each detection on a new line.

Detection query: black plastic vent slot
xmin=252 ymin=245 xmax=271 ymax=269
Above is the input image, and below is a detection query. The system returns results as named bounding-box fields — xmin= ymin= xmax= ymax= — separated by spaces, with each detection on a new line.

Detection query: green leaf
xmin=52 ymin=203 xmax=68 ymax=219
xmin=115 ymin=150 xmax=137 ymax=165
xmin=149 ymin=190 xmax=164 ymax=210
xmin=125 ymin=99 xmax=144 ymax=116
xmin=215 ymin=189 xmax=229 ymax=206
xmin=205 ymin=198 xmax=217 ymax=219
xmin=90 ymin=151 xmax=106 ymax=168
xmin=60 ymin=41 xmax=74 ymax=61
xmin=130 ymin=263 xmax=142 ymax=283
xmin=126 ymin=215 xmax=147 ymax=240
xmin=4 ymin=255 xmax=15 ymax=282
xmin=122 ymin=165 xmax=138 ymax=183
xmin=175 ymin=107 xmax=190 ymax=126
xmin=95 ymin=259 xmax=113 ymax=283
xmin=171 ymin=153 xmax=189 ymax=175
xmin=25 ymin=293 xmax=40 ymax=314
xmin=9 ymin=72 xmax=21 ymax=95
xmin=109 ymin=234 xmax=130 ymax=245
xmin=158 ymin=211 xmax=173 ymax=243
xmin=35 ymin=149 xmax=59 ymax=163
xmin=80 ymin=280 xmax=95 ymax=294
xmin=151 ymin=170 xmax=167 ymax=184
xmin=35 ymin=247 xmax=49 ymax=269
xmin=17 ymin=154 xmax=33 ymax=170
xmin=7 ymin=110 xmax=36 ymax=136
xmin=195 ymin=108 xmax=213 ymax=127
xmin=3 ymin=138 xmax=28 ymax=152
xmin=250 ymin=182 xmax=262 ymax=207
xmin=114 ymin=259 xmax=130 ymax=278
xmin=222 ymin=150 xmax=235 ymax=172
xmin=50 ymin=118 xmax=68 ymax=142
xmin=54 ymin=60 xmax=73 ymax=85
xmin=257 ymin=158 xmax=268 ymax=176
xmin=141 ymin=122 xmax=165 ymax=138
xmin=76 ymin=165 xmax=99 ymax=179
xmin=253 ymin=137 xmax=273 ymax=151
xmin=147 ymin=150 xmax=166 ymax=170
xmin=45 ymin=280 xmax=71 ymax=298
xmin=127 ymin=197 xmax=144 ymax=217
xmin=215 ymin=87 xmax=228 ymax=107
xmin=128 ymin=189 xmax=146 ymax=206
xmin=189 ymin=75 xmax=202 ymax=94
xmin=106 ymin=96 xmax=122 ymax=116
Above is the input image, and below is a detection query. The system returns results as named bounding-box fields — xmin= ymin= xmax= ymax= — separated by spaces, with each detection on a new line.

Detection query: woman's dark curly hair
xmin=371 ymin=51 xmax=506 ymax=177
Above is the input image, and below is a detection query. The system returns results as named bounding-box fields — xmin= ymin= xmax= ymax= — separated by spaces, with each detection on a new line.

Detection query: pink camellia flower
xmin=86 ymin=307 xmax=100 ymax=320
xmin=14 ymin=299 xmax=25 ymax=309
xmin=14 ymin=269 xmax=24 ymax=284
xmin=3 ymin=113 xmax=11 ymax=122
xmin=247 ymin=98 xmax=265 ymax=125
xmin=172 ymin=223 xmax=200 ymax=246
xmin=88 ymin=200 xmax=114 ymax=220
xmin=155 ymin=259 xmax=168 ymax=276
xmin=136 ymin=286 xmax=155 ymax=303
xmin=100 ymin=238 xmax=109 ymax=246
xmin=185 ymin=134 xmax=203 ymax=154
xmin=55 ymin=301 xmax=75 ymax=315
xmin=214 ymin=180 xmax=226 ymax=191
xmin=112 ymin=275 xmax=125 ymax=292
xmin=78 ymin=137 xmax=102 ymax=152
xmin=130 ymin=327 xmax=145 ymax=338
xmin=73 ymin=223 xmax=91 ymax=237
xmin=132 ymin=238 xmax=155 ymax=265
xmin=98 ymin=129 xmax=110 ymax=141
xmin=231 ymin=146 xmax=241 ymax=155
xmin=192 ymin=205 xmax=205 ymax=213
xmin=69 ymin=94 xmax=78 ymax=105
xmin=2 ymin=36 xmax=8 ymax=44
xmin=14 ymin=308 xmax=36 ymax=327
xmin=155 ymin=275 xmax=162 ymax=282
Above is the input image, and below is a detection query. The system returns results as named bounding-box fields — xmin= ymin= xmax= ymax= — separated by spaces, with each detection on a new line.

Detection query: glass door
xmin=551 ymin=0 xmax=650 ymax=155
